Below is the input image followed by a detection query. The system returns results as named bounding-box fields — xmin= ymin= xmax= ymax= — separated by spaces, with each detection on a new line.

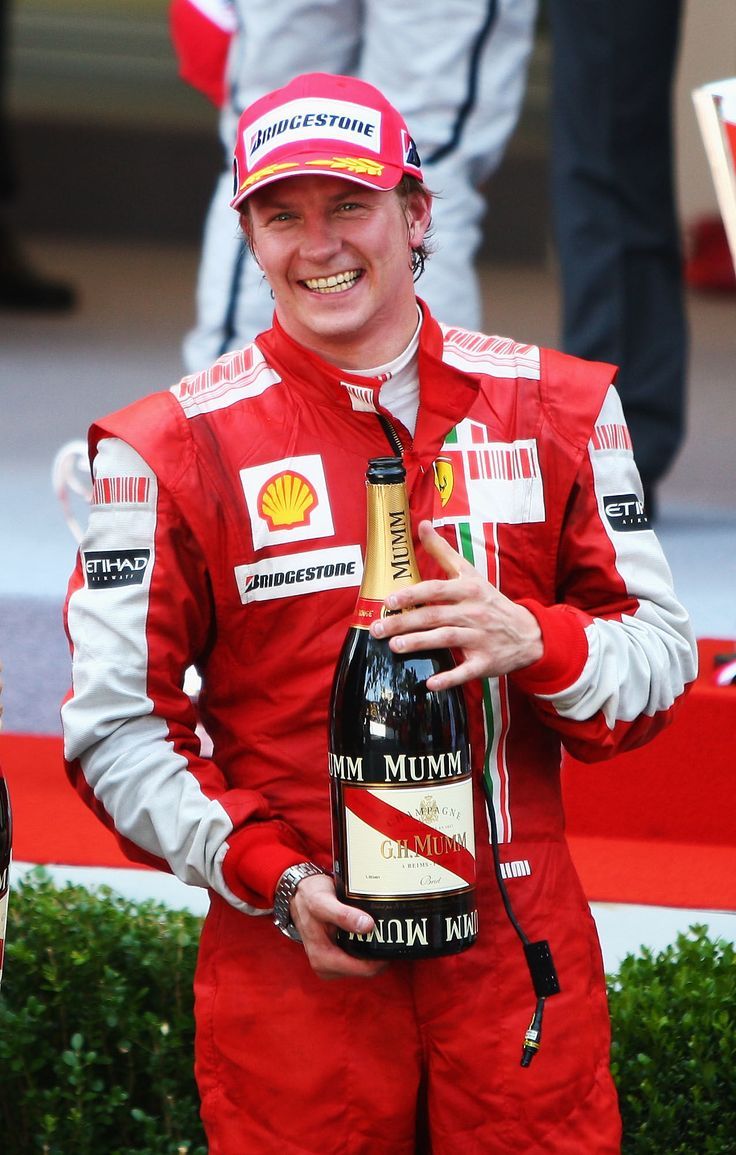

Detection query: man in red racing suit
xmin=62 ymin=73 xmax=696 ymax=1155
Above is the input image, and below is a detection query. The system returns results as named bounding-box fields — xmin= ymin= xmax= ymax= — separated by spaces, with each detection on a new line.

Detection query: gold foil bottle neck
xmin=360 ymin=475 xmax=421 ymax=603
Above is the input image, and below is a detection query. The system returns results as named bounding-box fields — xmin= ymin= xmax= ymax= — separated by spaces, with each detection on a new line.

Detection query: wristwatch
xmin=272 ymin=862 xmax=325 ymax=941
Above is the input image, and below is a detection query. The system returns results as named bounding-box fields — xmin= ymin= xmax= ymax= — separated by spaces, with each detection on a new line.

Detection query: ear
xmin=240 ymin=211 xmax=261 ymax=264
xmin=405 ymin=187 xmax=433 ymax=247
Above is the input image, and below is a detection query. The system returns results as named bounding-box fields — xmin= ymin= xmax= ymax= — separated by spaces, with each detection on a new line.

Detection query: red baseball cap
xmin=230 ymin=72 xmax=423 ymax=209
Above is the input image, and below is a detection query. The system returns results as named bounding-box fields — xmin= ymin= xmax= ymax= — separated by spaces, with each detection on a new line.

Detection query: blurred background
xmin=0 ymin=0 xmax=733 ymax=689
xmin=1 ymin=1 xmax=734 ymax=598
xmin=1 ymin=0 xmax=735 ymax=696
xmin=0 ymin=1 xmax=735 ymax=960
xmin=5 ymin=1 xmax=735 ymax=254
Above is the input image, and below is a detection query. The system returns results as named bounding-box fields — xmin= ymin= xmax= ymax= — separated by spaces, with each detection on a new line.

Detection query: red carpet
xmin=0 ymin=733 xmax=144 ymax=870
xmin=1 ymin=639 xmax=734 ymax=908
xmin=563 ymin=638 xmax=736 ymax=910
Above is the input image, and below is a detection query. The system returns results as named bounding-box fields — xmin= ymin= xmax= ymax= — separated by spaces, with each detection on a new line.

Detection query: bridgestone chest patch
xmin=83 ymin=549 xmax=151 ymax=588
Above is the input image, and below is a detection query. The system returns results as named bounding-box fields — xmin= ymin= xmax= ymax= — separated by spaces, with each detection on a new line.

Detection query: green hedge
xmin=0 ymin=871 xmax=734 ymax=1153
xmin=609 ymin=925 xmax=735 ymax=1154
xmin=0 ymin=871 xmax=205 ymax=1155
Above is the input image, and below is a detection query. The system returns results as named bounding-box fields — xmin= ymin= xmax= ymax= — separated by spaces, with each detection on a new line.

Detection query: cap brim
xmin=231 ymin=152 xmax=405 ymax=209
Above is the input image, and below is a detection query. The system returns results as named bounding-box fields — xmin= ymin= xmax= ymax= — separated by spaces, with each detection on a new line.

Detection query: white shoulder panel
xmin=172 ymin=343 xmax=282 ymax=417
xmin=439 ymin=325 xmax=541 ymax=380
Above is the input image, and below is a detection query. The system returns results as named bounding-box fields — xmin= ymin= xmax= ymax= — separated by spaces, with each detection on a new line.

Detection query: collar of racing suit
xmin=349 ymin=304 xmax=423 ymax=437
xmin=255 ymin=298 xmax=481 ymax=469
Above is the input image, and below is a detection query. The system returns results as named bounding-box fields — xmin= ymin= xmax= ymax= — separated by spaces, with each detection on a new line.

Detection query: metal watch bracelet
xmin=272 ymin=862 xmax=325 ymax=941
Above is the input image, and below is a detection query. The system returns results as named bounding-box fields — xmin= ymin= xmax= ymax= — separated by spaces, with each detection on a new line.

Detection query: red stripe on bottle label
xmin=344 ymin=787 xmax=475 ymax=886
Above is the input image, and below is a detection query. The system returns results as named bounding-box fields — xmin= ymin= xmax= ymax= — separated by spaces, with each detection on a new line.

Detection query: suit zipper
xmin=377 ymin=413 xmax=404 ymax=457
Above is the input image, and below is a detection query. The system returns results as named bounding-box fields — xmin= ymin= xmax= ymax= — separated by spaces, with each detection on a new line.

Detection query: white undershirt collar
xmin=343 ymin=306 xmax=422 ymax=436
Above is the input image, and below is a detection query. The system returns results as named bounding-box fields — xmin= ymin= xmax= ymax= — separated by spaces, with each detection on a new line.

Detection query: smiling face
xmin=243 ymin=175 xmax=432 ymax=368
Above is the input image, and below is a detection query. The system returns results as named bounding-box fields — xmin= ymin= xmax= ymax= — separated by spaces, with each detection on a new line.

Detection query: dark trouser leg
xmin=548 ymin=0 xmax=687 ymax=488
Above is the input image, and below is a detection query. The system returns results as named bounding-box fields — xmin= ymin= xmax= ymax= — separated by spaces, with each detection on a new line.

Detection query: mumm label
xmin=328 ymin=751 xmax=464 ymax=783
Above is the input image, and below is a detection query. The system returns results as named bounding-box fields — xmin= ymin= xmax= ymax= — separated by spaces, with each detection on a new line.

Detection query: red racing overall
xmin=63 ymin=304 xmax=696 ymax=1153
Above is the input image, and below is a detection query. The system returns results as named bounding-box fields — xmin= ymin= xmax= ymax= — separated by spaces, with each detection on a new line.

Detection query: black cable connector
xmin=520 ymin=997 xmax=546 ymax=1068
xmin=524 ymin=939 xmax=561 ymax=998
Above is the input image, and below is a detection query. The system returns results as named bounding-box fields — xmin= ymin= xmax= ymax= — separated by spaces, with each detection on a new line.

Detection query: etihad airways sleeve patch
xmin=602 ymin=494 xmax=649 ymax=531
xmin=83 ymin=549 xmax=151 ymax=588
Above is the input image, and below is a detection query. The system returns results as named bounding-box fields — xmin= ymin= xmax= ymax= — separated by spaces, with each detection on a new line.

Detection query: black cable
xmin=481 ymin=776 xmax=560 ymax=1066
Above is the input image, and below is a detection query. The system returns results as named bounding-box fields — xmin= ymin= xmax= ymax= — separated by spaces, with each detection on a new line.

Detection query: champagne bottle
xmin=0 ymin=773 xmax=11 ymax=987
xmin=329 ymin=456 xmax=477 ymax=959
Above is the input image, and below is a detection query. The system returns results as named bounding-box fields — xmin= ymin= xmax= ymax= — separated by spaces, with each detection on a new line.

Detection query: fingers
xmin=365 ymin=519 xmax=544 ymax=684
xmin=373 ymin=521 xmax=484 ymax=623
xmin=295 ymin=876 xmax=372 ymax=936
xmin=370 ymin=603 xmax=482 ymax=689
xmin=305 ymin=934 xmax=388 ymax=982
xmin=367 ymin=524 xmax=486 ymax=679
xmin=416 ymin=519 xmax=468 ymax=579
xmin=290 ymin=874 xmax=386 ymax=981
xmin=371 ymin=577 xmax=487 ymax=647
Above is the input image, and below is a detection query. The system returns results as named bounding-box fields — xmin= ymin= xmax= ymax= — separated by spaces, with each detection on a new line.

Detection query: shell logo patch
xmin=240 ymin=454 xmax=335 ymax=549
xmin=258 ymin=471 xmax=317 ymax=529
xmin=433 ymin=458 xmax=454 ymax=508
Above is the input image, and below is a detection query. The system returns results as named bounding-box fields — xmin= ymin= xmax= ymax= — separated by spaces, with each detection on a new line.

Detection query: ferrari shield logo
xmin=433 ymin=458 xmax=454 ymax=508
